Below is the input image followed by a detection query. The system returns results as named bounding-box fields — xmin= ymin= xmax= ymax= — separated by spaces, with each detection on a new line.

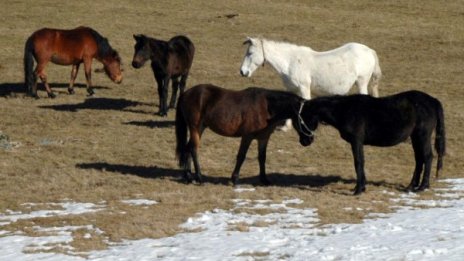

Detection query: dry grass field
xmin=0 ymin=0 xmax=463 ymax=253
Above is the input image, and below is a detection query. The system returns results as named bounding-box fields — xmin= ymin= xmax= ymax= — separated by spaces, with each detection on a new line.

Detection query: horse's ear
xmin=133 ymin=34 xmax=143 ymax=41
xmin=243 ymin=38 xmax=252 ymax=46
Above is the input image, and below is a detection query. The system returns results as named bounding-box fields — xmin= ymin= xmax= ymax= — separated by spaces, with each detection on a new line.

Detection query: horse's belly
xmin=311 ymin=75 xmax=356 ymax=96
xmin=51 ymin=54 xmax=78 ymax=65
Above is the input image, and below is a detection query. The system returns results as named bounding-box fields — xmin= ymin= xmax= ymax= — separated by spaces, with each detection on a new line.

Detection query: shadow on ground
xmin=76 ymin=162 xmax=180 ymax=180
xmin=124 ymin=120 xmax=175 ymax=129
xmin=0 ymin=82 xmax=109 ymax=97
xmin=76 ymin=162 xmax=402 ymax=192
xmin=39 ymin=97 xmax=149 ymax=113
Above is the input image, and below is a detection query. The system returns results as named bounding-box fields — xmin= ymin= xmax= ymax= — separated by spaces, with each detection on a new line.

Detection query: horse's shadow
xmin=124 ymin=120 xmax=175 ymax=129
xmin=39 ymin=97 xmax=149 ymax=113
xmin=0 ymin=82 xmax=109 ymax=97
xmin=75 ymin=162 xmax=404 ymax=192
xmin=76 ymin=162 xmax=181 ymax=181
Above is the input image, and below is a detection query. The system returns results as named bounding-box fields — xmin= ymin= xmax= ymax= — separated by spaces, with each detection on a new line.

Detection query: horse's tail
xmin=434 ymin=99 xmax=446 ymax=178
xmin=175 ymin=94 xmax=189 ymax=169
xmin=23 ymin=36 xmax=35 ymax=95
xmin=369 ymin=50 xmax=382 ymax=97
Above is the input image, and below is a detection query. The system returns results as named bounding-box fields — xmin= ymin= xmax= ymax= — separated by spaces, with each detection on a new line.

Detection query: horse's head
xmin=132 ymin=34 xmax=151 ymax=69
xmin=240 ymin=37 xmax=265 ymax=77
xmin=292 ymin=100 xmax=317 ymax=147
xmin=102 ymin=50 xmax=123 ymax=84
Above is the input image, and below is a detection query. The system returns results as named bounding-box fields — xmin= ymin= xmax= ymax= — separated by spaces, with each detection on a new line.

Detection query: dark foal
xmin=24 ymin=26 xmax=122 ymax=98
xmin=175 ymin=84 xmax=303 ymax=185
xmin=292 ymin=90 xmax=445 ymax=195
xmin=132 ymin=34 xmax=195 ymax=116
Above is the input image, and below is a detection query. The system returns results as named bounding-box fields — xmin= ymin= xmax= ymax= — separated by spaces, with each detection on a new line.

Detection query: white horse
xmin=240 ymin=37 xmax=382 ymax=129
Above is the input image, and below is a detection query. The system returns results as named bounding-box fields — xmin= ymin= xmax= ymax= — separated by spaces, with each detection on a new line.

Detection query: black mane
xmin=88 ymin=28 xmax=118 ymax=60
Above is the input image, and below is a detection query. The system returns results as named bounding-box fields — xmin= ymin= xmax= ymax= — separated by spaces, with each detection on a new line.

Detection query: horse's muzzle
xmin=115 ymin=76 xmax=123 ymax=84
xmin=240 ymin=69 xmax=249 ymax=77
xmin=299 ymin=136 xmax=313 ymax=147
xmin=132 ymin=61 xmax=142 ymax=69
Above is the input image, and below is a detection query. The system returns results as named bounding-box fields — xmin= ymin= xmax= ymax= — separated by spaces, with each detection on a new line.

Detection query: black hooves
xmin=68 ymin=89 xmax=75 ymax=95
xmin=48 ymin=92 xmax=56 ymax=99
xmin=157 ymin=111 xmax=168 ymax=117
xmin=405 ymin=184 xmax=429 ymax=193
xmin=353 ymin=186 xmax=366 ymax=195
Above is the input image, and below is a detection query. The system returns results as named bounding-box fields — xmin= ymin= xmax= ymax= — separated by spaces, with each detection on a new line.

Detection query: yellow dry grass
xmin=0 ymin=0 xmax=463 ymax=253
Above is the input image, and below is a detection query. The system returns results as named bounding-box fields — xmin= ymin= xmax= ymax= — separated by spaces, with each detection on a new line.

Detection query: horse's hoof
xmin=353 ymin=186 xmax=365 ymax=195
xmin=87 ymin=89 xmax=95 ymax=96
xmin=183 ymin=171 xmax=193 ymax=183
xmin=158 ymin=111 xmax=168 ymax=117
xmin=48 ymin=92 xmax=56 ymax=99
xmin=68 ymin=89 xmax=75 ymax=95
xmin=405 ymin=185 xmax=416 ymax=192
xmin=416 ymin=184 xmax=429 ymax=192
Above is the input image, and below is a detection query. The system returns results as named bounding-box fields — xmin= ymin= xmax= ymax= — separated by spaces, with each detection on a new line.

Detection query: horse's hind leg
xmin=406 ymin=133 xmax=424 ymax=191
xmin=231 ymin=137 xmax=253 ymax=186
xmin=417 ymin=135 xmax=433 ymax=191
xmin=169 ymin=77 xmax=180 ymax=109
xmin=68 ymin=64 xmax=80 ymax=95
xmin=189 ymin=126 xmax=204 ymax=183
xmin=355 ymin=77 xmax=369 ymax=95
xmin=35 ymin=63 xmax=55 ymax=98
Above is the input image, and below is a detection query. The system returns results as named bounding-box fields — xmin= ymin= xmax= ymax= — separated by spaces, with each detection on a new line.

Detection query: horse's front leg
xmin=155 ymin=75 xmax=170 ymax=116
xmin=351 ymin=141 xmax=366 ymax=195
xmin=257 ymin=137 xmax=271 ymax=186
xmin=169 ymin=77 xmax=180 ymax=109
xmin=68 ymin=64 xmax=80 ymax=95
xmin=83 ymin=59 xmax=94 ymax=96
xmin=231 ymin=137 xmax=253 ymax=186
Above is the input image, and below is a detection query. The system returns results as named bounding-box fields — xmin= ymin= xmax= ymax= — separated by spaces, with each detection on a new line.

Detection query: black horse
xmin=132 ymin=34 xmax=195 ymax=116
xmin=292 ymin=90 xmax=446 ymax=195
xmin=175 ymin=84 xmax=304 ymax=185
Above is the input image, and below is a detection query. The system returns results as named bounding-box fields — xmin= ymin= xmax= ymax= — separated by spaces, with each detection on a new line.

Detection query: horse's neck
xmin=263 ymin=40 xmax=312 ymax=75
xmin=313 ymin=99 xmax=339 ymax=126
xmin=150 ymin=39 xmax=168 ymax=60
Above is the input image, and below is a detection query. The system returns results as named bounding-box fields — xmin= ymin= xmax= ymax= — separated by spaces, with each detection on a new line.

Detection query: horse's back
xmin=28 ymin=27 xmax=97 ymax=62
xmin=338 ymin=91 xmax=440 ymax=145
xmin=181 ymin=84 xmax=274 ymax=137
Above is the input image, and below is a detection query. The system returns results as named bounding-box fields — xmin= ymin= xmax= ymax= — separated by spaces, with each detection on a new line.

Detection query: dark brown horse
xmin=24 ymin=26 xmax=122 ymax=98
xmin=293 ymin=90 xmax=446 ymax=195
xmin=132 ymin=34 xmax=194 ymax=116
xmin=175 ymin=84 xmax=303 ymax=185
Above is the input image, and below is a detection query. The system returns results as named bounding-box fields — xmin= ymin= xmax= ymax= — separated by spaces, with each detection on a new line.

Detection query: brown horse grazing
xmin=132 ymin=34 xmax=195 ymax=116
xmin=24 ymin=26 xmax=123 ymax=98
xmin=175 ymin=83 xmax=303 ymax=185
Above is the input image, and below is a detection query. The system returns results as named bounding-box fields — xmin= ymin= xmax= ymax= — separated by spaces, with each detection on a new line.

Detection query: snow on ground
xmin=1 ymin=180 xmax=464 ymax=260
xmin=120 ymin=199 xmax=158 ymax=206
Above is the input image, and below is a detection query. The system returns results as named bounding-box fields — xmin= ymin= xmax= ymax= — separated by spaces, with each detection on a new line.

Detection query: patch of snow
xmin=120 ymin=199 xmax=158 ymax=206
xmin=1 ymin=180 xmax=464 ymax=260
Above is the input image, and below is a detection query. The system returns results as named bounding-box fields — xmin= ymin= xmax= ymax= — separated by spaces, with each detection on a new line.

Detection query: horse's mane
xmin=259 ymin=38 xmax=314 ymax=51
xmin=87 ymin=28 xmax=119 ymax=60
